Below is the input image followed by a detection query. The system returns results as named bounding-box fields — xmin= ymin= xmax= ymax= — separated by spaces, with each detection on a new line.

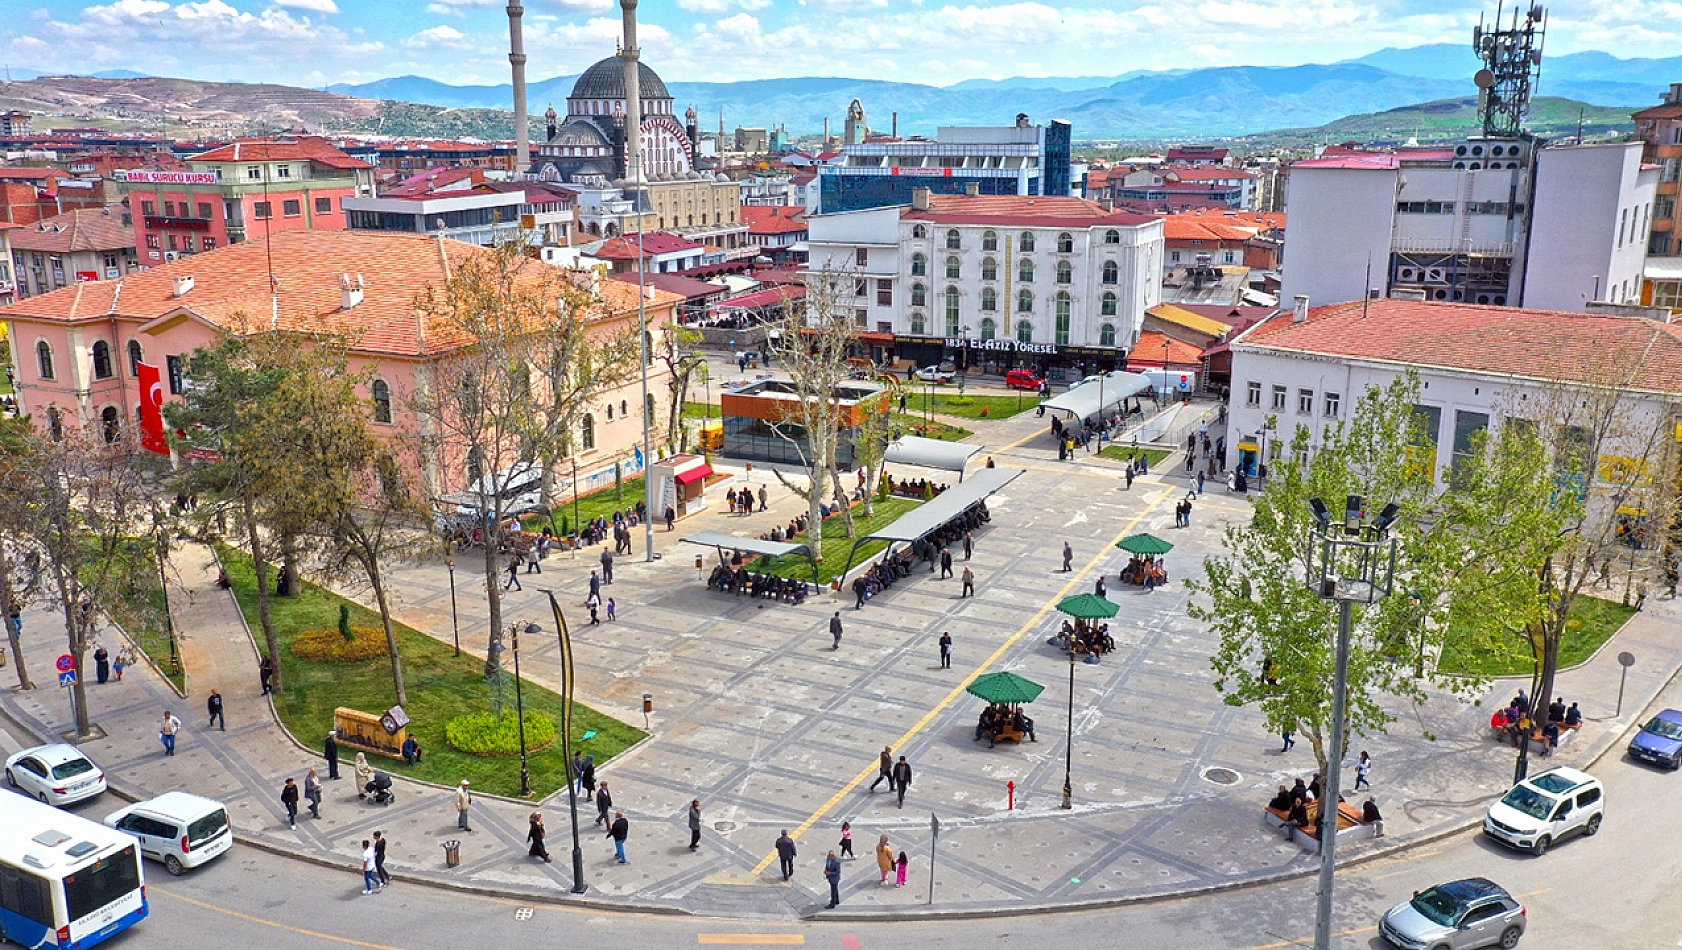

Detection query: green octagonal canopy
xmin=965 ymin=671 xmax=1046 ymax=705
xmin=1055 ymin=593 xmax=1120 ymax=619
xmin=1116 ymin=532 xmax=1175 ymax=555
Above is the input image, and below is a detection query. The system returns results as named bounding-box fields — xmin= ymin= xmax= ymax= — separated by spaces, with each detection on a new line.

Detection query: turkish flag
xmin=137 ymin=362 xmax=170 ymax=455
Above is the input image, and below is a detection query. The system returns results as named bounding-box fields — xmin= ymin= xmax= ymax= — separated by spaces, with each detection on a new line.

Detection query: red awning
xmin=675 ymin=464 xmax=713 ymax=486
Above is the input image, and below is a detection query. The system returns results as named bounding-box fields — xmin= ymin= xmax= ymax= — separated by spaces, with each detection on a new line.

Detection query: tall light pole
xmin=508 ymin=622 xmax=540 ymax=798
xmin=1305 ymin=495 xmax=1400 ymax=950
xmin=1061 ymin=643 xmax=1075 ymax=810
xmin=545 ymin=592 xmax=588 ymax=893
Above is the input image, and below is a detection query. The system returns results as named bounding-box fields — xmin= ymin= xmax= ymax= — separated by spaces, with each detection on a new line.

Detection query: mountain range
xmin=320 ymin=44 xmax=1675 ymax=138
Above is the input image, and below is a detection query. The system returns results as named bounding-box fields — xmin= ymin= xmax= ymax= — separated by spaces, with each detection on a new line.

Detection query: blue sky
xmin=2 ymin=0 xmax=1669 ymax=88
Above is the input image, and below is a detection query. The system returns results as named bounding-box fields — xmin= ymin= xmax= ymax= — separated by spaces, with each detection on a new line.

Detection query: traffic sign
xmin=59 ymin=670 xmax=77 ymax=688
xmin=55 ymin=654 xmax=75 ymax=673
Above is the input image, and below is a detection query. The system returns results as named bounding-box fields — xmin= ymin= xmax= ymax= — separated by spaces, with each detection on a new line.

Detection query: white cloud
xmin=407 ymin=24 xmax=470 ymax=48
xmin=678 ymin=0 xmax=772 ymax=12
xmin=271 ymin=0 xmax=339 ymax=12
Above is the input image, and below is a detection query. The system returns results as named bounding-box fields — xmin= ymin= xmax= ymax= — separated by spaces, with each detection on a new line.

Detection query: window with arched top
xmin=1017 ymin=290 xmax=1033 ymax=313
xmin=371 ymin=379 xmax=393 ymax=424
xmin=1104 ymin=229 xmax=1121 ymax=245
xmin=1102 ymin=260 xmax=1118 ymax=285
xmin=945 ymin=229 xmax=961 ymax=250
xmin=980 ymin=288 xmax=997 ymax=311
xmin=37 ymin=341 xmax=55 ymax=380
xmin=1019 ymin=231 xmax=1036 ymax=252
xmin=621 ymin=399 xmax=628 ymax=416
xmin=581 ymin=414 xmax=596 ymax=450
xmin=1055 ymin=292 xmax=1072 ymax=346
xmin=911 ymin=283 xmax=926 ymax=307
xmin=1018 ymin=259 xmax=1034 ymax=283
xmin=606 ymin=403 xmax=615 ymax=421
xmin=646 ymin=393 xmax=656 ymax=426
xmin=910 ymin=311 xmax=926 ymax=334
xmin=1056 ymin=261 xmax=1072 ymax=285
xmin=945 ymin=288 xmax=961 ymax=336
xmin=1016 ymin=320 xmax=1033 ymax=343
xmin=1057 ymin=232 xmax=1074 ymax=253
xmin=981 ymin=257 xmax=997 ymax=281
xmin=91 ymin=341 xmax=113 ymax=380
xmin=1099 ymin=323 xmax=1117 ymax=347
xmin=912 ymin=224 xmax=927 ymax=240
xmin=945 ymin=256 xmax=961 ymax=279
xmin=980 ymin=318 xmax=996 ymax=341
xmin=127 ymin=339 xmax=143 ymax=376
xmin=100 ymin=405 xmax=120 ymax=444
xmin=1102 ymin=292 xmax=1117 ymax=316
xmin=910 ymin=253 xmax=926 ymax=277
xmin=981 ymin=230 xmax=998 ymax=251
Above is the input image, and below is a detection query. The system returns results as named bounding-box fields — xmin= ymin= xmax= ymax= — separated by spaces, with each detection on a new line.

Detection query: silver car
xmin=1379 ymin=878 xmax=1526 ymax=950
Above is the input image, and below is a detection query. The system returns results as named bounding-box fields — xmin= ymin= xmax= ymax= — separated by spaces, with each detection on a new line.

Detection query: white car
xmin=1068 ymin=374 xmax=1106 ymax=389
xmin=913 ymin=366 xmax=957 ymax=384
xmin=5 ymin=743 xmax=108 ymax=806
xmin=1483 ymin=766 xmax=1603 ymax=855
xmin=106 ymin=792 xmax=233 ymax=875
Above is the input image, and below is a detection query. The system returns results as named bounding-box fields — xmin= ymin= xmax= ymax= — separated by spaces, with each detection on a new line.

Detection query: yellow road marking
xmin=697 ymin=936 xmax=806 ymax=946
xmin=750 ymin=488 xmax=1174 ymax=875
xmin=152 ymin=887 xmax=414 ymax=950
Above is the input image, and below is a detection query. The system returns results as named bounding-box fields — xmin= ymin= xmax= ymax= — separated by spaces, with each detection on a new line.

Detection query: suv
xmin=1380 ymin=878 xmax=1526 ymax=950
xmin=106 ymin=792 xmax=233 ymax=875
xmin=1483 ymin=766 xmax=1603 ymax=855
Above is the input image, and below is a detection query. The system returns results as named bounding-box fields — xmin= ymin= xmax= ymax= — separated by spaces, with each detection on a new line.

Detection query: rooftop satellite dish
xmin=1474 ymin=69 xmax=1496 ymax=89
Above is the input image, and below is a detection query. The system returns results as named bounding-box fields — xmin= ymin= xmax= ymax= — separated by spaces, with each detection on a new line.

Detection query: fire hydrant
xmin=1007 ymin=780 xmax=1016 ymax=810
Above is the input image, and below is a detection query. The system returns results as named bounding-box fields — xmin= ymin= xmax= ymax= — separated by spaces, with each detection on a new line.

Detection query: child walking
xmin=606 ymin=598 xmax=617 ymax=622
xmin=895 ymin=850 xmax=908 ymax=887
xmin=838 ymin=821 xmax=854 ymax=859
xmin=1354 ymin=751 xmax=1372 ymax=791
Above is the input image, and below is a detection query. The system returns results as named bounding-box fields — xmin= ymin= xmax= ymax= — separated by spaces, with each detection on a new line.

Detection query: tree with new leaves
xmin=1187 ymin=377 xmax=1491 ymax=776
xmin=0 ymin=415 xmax=45 ymax=689
xmin=656 ymin=322 xmax=705 ymax=453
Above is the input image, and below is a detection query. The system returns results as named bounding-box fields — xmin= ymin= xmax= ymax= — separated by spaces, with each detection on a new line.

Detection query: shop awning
xmin=884 ymin=436 xmax=982 ymax=476
xmin=674 ymin=463 xmax=713 ymax=486
xmin=1039 ymin=371 xmax=1153 ymax=419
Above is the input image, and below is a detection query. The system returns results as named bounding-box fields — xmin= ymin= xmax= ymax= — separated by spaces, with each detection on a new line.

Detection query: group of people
xmin=974 ymin=704 xmax=1037 ymax=747
xmin=849 ymin=506 xmax=987 ymax=609
xmin=1119 ymin=555 xmax=1168 ymax=589
xmin=1266 ymin=769 xmax=1386 ymax=839
xmin=889 ymin=477 xmax=949 ymax=499
xmin=1490 ymin=690 xmax=1581 ymax=755
xmin=1055 ymin=619 xmax=1115 ymax=659
xmin=705 ymin=563 xmax=810 ymax=604
xmin=725 ymin=485 xmax=767 ymax=515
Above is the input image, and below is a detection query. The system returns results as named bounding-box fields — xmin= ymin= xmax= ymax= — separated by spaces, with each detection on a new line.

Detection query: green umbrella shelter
xmin=966 ymin=671 xmax=1046 ymax=706
xmin=1055 ymin=593 xmax=1120 ymax=620
xmin=1116 ymin=532 xmax=1175 ymax=556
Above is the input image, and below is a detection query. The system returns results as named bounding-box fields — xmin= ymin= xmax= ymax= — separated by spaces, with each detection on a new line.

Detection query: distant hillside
xmin=1232 ymin=96 xmax=1638 ymax=149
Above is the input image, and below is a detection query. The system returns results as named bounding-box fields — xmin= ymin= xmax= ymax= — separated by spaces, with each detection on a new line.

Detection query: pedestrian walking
xmin=875 ymin=835 xmax=894 ymax=884
xmin=852 ymin=575 xmax=867 ymax=609
xmin=525 ymin=543 xmax=542 ymax=574
xmin=504 ymin=553 xmax=522 ymax=591
xmin=588 ymin=571 xmax=601 ymax=598
xmin=595 ymin=781 xmax=613 ymax=827
xmin=938 ymin=631 xmax=952 ymax=669
xmin=94 ymin=645 xmax=110 ymax=684
xmin=891 ymin=755 xmax=912 ymax=808
xmin=869 ymin=746 xmax=894 ymax=793
xmin=112 ymin=653 xmax=125 ymax=681
xmin=608 ymin=811 xmax=630 ymax=864
xmin=775 ymin=830 xmax=797 ymax=881
xmin=963 ymin=532 xmax=973 ymax=560
xmin=1196 ymin=471 xmax=1206 ymax=494
xmin=1061 ymin=541 xmax=1073 ymax=572
xmin=824 ymin=850 xmax=843 ymax=908
xmin=1183 ymin=495 xmax=1194 ymax=527
xmin=829 ymin=611 xmax=843 ymax=650
xmin=687 ymin=799 xmax=703 ymax=851
xmin=758 ymin=485 xmax=768 ymax=512
xmin=455 ymin=780 xmax=473 ymax=832
xmin=280 ymin=778 xmax=300 ymax=829
xmin=587 ymin=592 xmax=601 ymax=625
xmin=259 ymin=655 xmax=275 ymax=694
xmin=940 ymin=547 xmax=953 ymax=578
xmin=1354 ymin=751 xmax=1372 ymax=790
xmin=1125 ymin=466 xmax=1134 ymax=490
xmin=895 ymin=850 xmax=908 ymax=887
xmin=601 ymin=548 xmax=614 ymax=584
xmin=159 ymin=710 xmax=181 ymax=756
xmin=580 ymin=756 xmax=597 ymax=797
xmin=528 ymin=813 xmax=552 ymax=863
xmin=1281 ymin=721 xmax=1296 ymax=753
xmin=960 ymin=566 xmax=974 ymax=598
xmin=839 ymin=821 xmax=854 ymax=859
xmin=606 ymin=598 xmax=617 ymax=621
xmin=360 ymin=840 xmax=380 ymax=894
xmin=373 ymin=830 xmax=391 ymax=884
xmin=206 ymin=689 xmax=225 ymax=731
xmin=305 ymin=768 xmax=323 ymax=819
xmin=664 ymin=505 xmax=676 ymax=531
xmin=1095 ymin=576 xmax=1107 ymax=599
xmin=325 ymin=730 xmax=341 ymax=779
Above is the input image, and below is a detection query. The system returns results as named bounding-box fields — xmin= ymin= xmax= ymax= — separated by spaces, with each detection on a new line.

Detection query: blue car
xmin=1628 ymin=708 xmax=1682 ymax=770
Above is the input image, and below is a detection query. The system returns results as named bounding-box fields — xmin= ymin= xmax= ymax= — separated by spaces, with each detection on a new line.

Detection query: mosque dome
xmin=570 ymin=57 xmax=671 ymax=102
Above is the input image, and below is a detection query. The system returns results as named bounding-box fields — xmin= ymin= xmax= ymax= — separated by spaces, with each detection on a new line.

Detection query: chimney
xmin=1099 ymin=196 xmax=1114 ymax=211
xmin=172 ymin=275 xmax=195 ymax=297
xmin=1292 ymin=294 xmax=1309 ymax=324
xmin=891 ymin=111 xmax=898 ymax=137
xmin=339 ymin=273 xmax=365 ymax=310
xmin=964 ymin=181 xmax=980 ymax=197
xmin=912 ymin=187 xmax=931 ymax=211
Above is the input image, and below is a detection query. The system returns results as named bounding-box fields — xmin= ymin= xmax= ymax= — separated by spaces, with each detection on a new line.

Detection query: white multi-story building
xmin=1280 ymin=140 xmax=1656 ymax=312
xmin=809 ymin=187 xmax=1163 ymax=373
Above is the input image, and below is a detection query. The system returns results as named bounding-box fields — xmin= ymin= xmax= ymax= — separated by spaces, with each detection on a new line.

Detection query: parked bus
xmin=0 ymin=791 xmax=148 ymax=949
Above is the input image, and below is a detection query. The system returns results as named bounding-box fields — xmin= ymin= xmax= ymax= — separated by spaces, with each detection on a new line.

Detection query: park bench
xmin=1268 ymin=800 xmax=1375 ymax=853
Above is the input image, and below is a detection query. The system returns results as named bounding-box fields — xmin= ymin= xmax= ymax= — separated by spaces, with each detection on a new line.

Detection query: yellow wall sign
xmin=1597 ymin=454 xmax=1652 ymax=487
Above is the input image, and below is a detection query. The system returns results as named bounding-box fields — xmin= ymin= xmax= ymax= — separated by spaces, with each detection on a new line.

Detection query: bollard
xmin=443 ymin=839 xmax=461 ymax=868
xmin=1007 ymin=780 xmax=1015 ymax=810
xmin=643 ymin=693 xmax=654 ymax=730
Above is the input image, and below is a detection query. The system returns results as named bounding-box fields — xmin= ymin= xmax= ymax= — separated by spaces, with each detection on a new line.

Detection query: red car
xmin=1006 ymin=369 xmax=1044 ymax=390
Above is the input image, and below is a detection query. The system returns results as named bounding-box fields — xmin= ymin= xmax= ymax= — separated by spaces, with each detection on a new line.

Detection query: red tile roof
xmin=7 ymin=206 xmax=134 ymax=253
xmin=713 ymin=285 xmax=805 ymax=312
xmin=1294 ymin=154 xmax=1400 ymax=170
xmin=0 ymin=167 xmax=69 ymax=183
xmin=1161 ymin=219 xmax=1256 ymax=242
xmin=610 ymin=272 xmax=726 ymax=300
xmin=742 ymin=205 xmax=807 ymax=235
xmin=592 ymin=232 xmax=706 ymax=260
xmin=1131 ymin=330 xmax=1206 ymax=365
xmin=1156 ymin=166 xmax=1254 ymax=181
xmin=0 ymin=230 xmax=677 ymax=358
xmin=188 ymin=136 xmax=373 ymax=171
xmin=1635 ymin=103 xmax=1682 ymax=120
xmin=907 ymin=194 xmax=1156 ymax=228
xmin=1239 ymin=299 xmax=1682 ymax=395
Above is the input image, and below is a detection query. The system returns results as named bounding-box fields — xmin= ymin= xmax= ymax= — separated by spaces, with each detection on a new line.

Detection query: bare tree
xmin=656 ymin=321 xmax=704 ymax=453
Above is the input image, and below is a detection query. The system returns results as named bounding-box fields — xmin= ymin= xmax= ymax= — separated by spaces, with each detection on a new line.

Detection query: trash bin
xmin=443 ymin=840 xmax=461 ymax=868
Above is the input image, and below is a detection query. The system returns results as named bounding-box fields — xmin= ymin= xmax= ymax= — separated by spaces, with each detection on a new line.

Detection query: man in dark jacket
xmin=595 ymin=782 xmax=613 ymax=827
xmin=608 ymin=811 xmax=630 ymax=864
xmin=823 ymin=850 xmax=842 ymax=908
xmin=775 ymin=830 xmax=797 ymax=881
xmin=687 ymin=800 xmax=702 ymax=851
xmin=325 ymin=731 xmax=340 ymax=779
xmin=891 ymin=756 xmax=913 ymax=808
xmin=869 ymin=746 xmax=894 ymax=793
xmin=280 ymin=778 xmax=300 ymax=829
xmin=829 ymin=612 xmax=843 ymax=650
xmin=206 ymin=689 xmax=225 ymax=731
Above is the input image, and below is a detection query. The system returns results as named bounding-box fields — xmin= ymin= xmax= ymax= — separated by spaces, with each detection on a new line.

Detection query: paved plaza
xmin=3 ymin=390 xmax=1679 ymax=920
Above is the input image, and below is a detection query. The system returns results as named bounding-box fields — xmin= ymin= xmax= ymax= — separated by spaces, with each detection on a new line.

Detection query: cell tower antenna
xmin=1471 ymin=1 xmax=1546 ymax=138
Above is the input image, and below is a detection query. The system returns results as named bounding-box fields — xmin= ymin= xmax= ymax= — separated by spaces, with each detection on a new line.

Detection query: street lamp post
xmin=1305 ymin=494 xmax=1400 ymax=950
xmin=507 ymin=622 xmax=540 ymax=798
xmin=959 ymin=326 xmax=970 ymax=392
xmin=1061 ymin=644 xmax=1075 ymax=809
xmin=446 ymin=556 xmax=460 ymax=657
xmin=544 ymin=592 xmax=588 ymax=894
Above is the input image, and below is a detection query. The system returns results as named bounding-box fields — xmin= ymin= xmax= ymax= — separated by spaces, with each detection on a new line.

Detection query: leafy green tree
xmin=0 ymin=416 xmax=45 ymax=688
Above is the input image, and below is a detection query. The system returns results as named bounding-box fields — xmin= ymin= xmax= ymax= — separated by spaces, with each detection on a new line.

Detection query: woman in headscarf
xmin=875 ymin=834 xmax=894 ymax=885
xmin=354 ymin=752 xmax=374 ymax=799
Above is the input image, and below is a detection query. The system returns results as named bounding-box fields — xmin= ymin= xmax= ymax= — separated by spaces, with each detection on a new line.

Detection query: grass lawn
xmin=890 ymin=413 xmax=973 ymax=442
xmin=906 ymin=392 xmax=1037 ymax=420
xmin=520 ymin=474 xmax=650 ymax=537
xmin=1098 ymin=445 xmax=1174 ymax=468
xmin=1437 ymin=595 xmax=1638 ymax=677
xmin=683 ymin=400 xmax=719 ymax=421
xmin=749 ymin=496 xmax=922 ymax=585
xmin=218 ymin=546 xmax=644 ymax=798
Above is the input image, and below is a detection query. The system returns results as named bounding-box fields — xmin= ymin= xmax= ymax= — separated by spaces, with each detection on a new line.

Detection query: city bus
xmin=0 ymin=791 xmax=148 ymax=949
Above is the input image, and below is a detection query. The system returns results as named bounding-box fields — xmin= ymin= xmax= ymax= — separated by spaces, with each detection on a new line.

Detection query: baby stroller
xmin=364 ymin=771 xmax=395 ymax=806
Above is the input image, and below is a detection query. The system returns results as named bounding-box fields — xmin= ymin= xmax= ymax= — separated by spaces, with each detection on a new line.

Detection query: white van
xmin=105 ymin=792 xmax=234 ymax=875
xmin=453 ymin=462 xmax=547 ymax=519
xmin=1483 ymin=766 xmax=1604 ymax=856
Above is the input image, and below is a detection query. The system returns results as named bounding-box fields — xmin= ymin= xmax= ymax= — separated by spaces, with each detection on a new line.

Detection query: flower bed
xmin=445 ymin=710 xmax=559 ymax=757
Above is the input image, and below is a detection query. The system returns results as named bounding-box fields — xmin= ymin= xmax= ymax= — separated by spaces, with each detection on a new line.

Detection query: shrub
xmin=292 ymin=625 xmax=387 ymax=662
xmin=337 ymin=604 xmax=353 ymax=642
xmin=444 ymin=710 xmax=558 ymax=757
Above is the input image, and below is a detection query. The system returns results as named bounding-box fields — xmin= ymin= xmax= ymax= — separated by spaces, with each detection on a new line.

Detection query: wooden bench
xmin=1269 ymin=800 xmax=1375 ymax=853
xmin=988 ymin=724 xmax=1028 ymax=746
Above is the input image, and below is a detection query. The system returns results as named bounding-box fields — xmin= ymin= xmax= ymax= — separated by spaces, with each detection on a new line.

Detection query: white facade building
xmin=1280 ymin=140 xmax=1656 ymax=312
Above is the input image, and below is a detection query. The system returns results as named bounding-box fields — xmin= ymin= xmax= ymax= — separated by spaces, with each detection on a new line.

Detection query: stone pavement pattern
xmin=3 ymin=395 xmax=1679 ymax=920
